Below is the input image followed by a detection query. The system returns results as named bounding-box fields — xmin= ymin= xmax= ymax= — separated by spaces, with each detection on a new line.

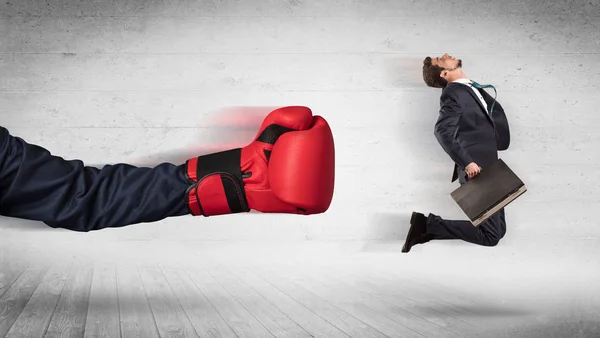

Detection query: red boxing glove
xmin=184 ymin=106 xmax=335 ymax=216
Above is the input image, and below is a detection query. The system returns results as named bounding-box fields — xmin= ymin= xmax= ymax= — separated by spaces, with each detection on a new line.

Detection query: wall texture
xmin=1 ymin=0 xmax=599 ymax=256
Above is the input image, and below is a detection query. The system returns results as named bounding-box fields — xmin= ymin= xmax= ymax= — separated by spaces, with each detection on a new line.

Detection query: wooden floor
xmin=1 ymin=252 xmax=599 ymax=338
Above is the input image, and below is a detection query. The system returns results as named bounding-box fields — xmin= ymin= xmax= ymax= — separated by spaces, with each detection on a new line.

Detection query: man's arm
xmin=0 ymin=126 xmax=191 ymax=231
xmin=433 ymin=90 xmax=474 ymax=169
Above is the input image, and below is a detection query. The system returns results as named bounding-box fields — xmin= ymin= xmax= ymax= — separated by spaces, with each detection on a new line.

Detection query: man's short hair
xmin=422 ymin=57 xmax=448 ymax=88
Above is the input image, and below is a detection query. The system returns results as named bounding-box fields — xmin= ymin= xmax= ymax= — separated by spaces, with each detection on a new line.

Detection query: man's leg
xmin=426 ymin=208 xmax=506 ymax=246
xmin=428 ymin=167 xmax=507 ymax=246
xmin=402 ymin=168 xmax=507 ymax=252
xmin=0 ymin=126 xmax=192 ymax=232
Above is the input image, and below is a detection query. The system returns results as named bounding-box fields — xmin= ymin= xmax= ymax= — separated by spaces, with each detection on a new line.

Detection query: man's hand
xmin=465 ymin=162 xmax=482 ymax=179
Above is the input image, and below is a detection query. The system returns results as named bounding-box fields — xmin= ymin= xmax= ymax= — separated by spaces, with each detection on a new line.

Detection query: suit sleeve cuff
xmin=457 ymin=153 xmax=474 ymax=169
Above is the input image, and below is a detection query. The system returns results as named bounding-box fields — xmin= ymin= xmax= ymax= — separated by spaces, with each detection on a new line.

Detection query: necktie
xmin=470 ymin=81 xmax=497 ymax=116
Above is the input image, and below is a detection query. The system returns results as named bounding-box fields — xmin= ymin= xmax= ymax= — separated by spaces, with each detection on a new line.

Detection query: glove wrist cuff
xmin=185 ymin=148 xmax=249 ymax=216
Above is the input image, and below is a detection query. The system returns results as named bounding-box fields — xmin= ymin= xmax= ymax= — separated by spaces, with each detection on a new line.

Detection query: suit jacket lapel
xmin=464 ymin=87 xmax=493 ymax=124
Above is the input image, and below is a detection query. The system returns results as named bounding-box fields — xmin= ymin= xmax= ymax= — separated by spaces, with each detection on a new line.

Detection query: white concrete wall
xmin=1 ymin=0 xmax=599 ymax=255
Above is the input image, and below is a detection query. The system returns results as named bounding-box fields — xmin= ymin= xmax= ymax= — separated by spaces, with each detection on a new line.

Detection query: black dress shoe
xmin=402 ymin=212 xmax=432 ymax=253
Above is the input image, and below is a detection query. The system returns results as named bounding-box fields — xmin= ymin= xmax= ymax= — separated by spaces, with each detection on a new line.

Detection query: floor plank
xmin=138 ymin=267 xmax=200 ymax=338
xmin=0 ymin=260 xmax=29 ymax=300
xmin=44 ymin=263 xmax=93 ymax=338
xmin=252 ymin=264 xmax=449 ymax=338
xmin=0 ymin=266 xmax=49 ymax=337
xmin=184 ymin=267 xmax=274 ymax=338
xmin=297 ymin=264 xmax=481 ymax=337
xmin=84 ymin=263 xmax=120 ymax=338
xmin=240 ymin=265 xmax=392 ymax=338
xmin=223 ymin=265 xmax=350 ymax=338
xmin=5 ymin=263 xmax=71 ymax=338
xmin=116 ymin=264 xmax=160 ymax=338
xmin=159 ymin=266 xmax=238 ymax=338
xmin=328 ymin=263 xmax=485 ymax=319
xmin=206 ymin=265 xmax=313 ymax=338
xmin=364 ymin=267 xmax=495 ymax=320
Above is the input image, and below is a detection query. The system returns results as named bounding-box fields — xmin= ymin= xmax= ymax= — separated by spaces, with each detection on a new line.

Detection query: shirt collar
xmin=452 ymin=78 xmax=472 ymax=85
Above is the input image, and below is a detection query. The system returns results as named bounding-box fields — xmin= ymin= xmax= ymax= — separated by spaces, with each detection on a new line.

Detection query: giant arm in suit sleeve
xmin=433 ymin=90 xmax=474 ymax=169
xmin=0 ymin=126 xmax=191 ymax=232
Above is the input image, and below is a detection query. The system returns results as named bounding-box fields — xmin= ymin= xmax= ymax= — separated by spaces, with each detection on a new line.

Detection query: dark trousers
xmin=0 ymin=126 xmax=191 ymax=232
xmin=426 ymin=169 xmax=507 ymax=246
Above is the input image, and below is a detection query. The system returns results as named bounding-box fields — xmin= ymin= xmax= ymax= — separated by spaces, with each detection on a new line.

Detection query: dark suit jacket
xmin=433 ymin=81 xmax=510 ymax=182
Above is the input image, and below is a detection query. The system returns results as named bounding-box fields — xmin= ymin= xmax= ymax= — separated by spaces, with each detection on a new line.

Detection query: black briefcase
xmin=451 ymin=159 xmax=527 ymax=226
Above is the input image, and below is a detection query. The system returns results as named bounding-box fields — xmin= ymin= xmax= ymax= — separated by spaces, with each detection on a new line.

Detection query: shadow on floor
xmin=481 ymin=318 xmax=600 ymax=338
xmin=411 ymin=303 xmax=534 ymax=318
xmin=364 ymin=211 xmax=411 ymax=240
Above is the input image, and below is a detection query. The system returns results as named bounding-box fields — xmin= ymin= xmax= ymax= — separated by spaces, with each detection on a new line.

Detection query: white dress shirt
xmin=452 ymin=78 xmax=488 ymax=114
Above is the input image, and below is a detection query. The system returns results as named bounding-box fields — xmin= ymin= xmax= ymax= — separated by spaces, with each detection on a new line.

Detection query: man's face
xmin=432 ymin=53 xmax=462 ymax=72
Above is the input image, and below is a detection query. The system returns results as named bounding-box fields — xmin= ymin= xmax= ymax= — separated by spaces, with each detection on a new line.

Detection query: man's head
xmin=422 ymin=53 xmax=464 ymax=88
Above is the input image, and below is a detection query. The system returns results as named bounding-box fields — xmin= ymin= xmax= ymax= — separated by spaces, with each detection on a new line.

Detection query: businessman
xmin=0 ymin=106 xmax=335 ymax=232
xmin=402 ymin=54 xmax=511 ymax=253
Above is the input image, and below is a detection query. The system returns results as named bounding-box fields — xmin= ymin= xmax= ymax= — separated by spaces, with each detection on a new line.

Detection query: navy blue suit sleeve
xmin=0 ymin=126 xmax=191 ymax=232
xmin=434 ymin=90 xmax=474 ymax=169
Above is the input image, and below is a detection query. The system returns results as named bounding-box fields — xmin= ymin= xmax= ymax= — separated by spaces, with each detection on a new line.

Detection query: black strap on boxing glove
xmin=184 ymin=148 xmax=249 ymax=216
xmin=184 ymin=124 xmax=294 ymax=217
